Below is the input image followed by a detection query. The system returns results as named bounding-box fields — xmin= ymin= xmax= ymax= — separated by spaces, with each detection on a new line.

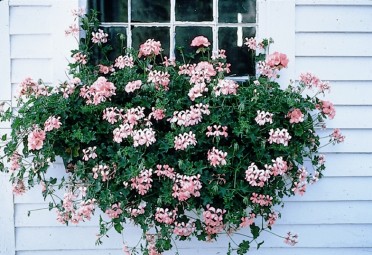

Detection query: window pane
xmin=219 ymin=0 xmax=256 ymax=23
xmin=218 ymin=27 xmax=256 ymax=75
xmin=131 ymin=0 xmax=170 ymax=22
xmin=107 ymin=27 xmax=128 ymax=60
xmin=88 ymin=0 xmax=128 ymax=22
xmin=175 ymin=0 xmax=213 ymax=21
xmin=90 ymin=27 xmax=127 ymax=65
xmin=175 ymin=27 xmax=213 ymax=59
xmin=131 ymin=27 xmax=170 ymax=56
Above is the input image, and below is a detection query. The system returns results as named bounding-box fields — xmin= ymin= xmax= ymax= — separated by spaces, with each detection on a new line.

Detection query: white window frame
xmin=81 ymin=0 xmax=295 ymax=80
xmin=84 ymin=0 xmax=258 ymax=77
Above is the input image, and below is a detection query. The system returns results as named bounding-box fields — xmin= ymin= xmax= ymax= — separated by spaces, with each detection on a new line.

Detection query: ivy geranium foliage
xmin=0 ymin=9 xmax=345 ymax=255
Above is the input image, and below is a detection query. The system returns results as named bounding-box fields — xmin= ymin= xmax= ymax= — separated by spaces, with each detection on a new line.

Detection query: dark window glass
xmin=218 ymin=27 xmax=256 ymax=75
xmin=90 ymin=27 xmax=127 ymax=65
xmin=219 ymin=0 xmax=256 ymax=23
xmin=131 ymin=27 xmax=170 ymax=56
xmin=106 ymin=27 xmax=128 ymax=59
xmin=175 ymin=0 xmax=213 ymax=21
xmin=131 ymin=0 xmax=170 ymax=22
xmin=175 ymin=27 xmax=213 ymax=59
xmin=88 ymin=0 xmax=128 ymax=22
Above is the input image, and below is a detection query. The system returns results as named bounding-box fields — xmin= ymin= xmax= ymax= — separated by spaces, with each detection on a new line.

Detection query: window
xmin=88 ymin=0 xmax=256 ymax=75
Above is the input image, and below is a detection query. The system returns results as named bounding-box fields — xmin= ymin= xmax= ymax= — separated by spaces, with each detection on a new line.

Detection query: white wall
xmin=1 ymin=0 xmax=372 ymax=255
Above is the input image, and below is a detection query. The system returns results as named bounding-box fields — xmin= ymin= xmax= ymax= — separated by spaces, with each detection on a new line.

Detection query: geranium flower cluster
xmin=172 ymin=174 xmax=202 ymax=201
xmin=0 ymin=12 xmax=345 ymax=255
xmin=155 ymin=208 xmax=177 ymax=225
xmin=131 ymin=168 xmax=153 ymax=195
xmin=174 ymin=132 xmax=197 ymax=150
xmin=56 ymin=191 xmax=96 ymax=224
xmin=268 ymin=128 xmax=292 ymax=146
xmin=207 ymin=147 xmax=227 ymax=167
xmin=80 ymin=76 xmax=116 ymax=105
xmin=168 ymin=103 xmax=210 ymax=127
xmin=203 ymin=205 xmax=226 ymax=235
xmin=173 ymin=221 xmax=196 ymax=237
xmin=18 ymin=77 xmax=49 ymax=98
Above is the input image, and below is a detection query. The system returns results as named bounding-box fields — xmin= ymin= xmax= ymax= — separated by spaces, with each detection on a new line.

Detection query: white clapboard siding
xmin=11 ymin=35 xmax=53 ymax=59
xmin=318 ymin=129 xmax=372 ymax=153
xmin=290 ymin=2 xmax=372 ymax=255
xmin=14 ymin=200 xmax=372 ymax=228
xmin=296 ymin=33 xmax=372 ymax=57
xmin=324 ymin=81 xmax=372 ymax=106
xmin=296 ymin=57 xmax=372 ymax=81
xmin=16 ymin=224 xmax=372 ymax=250
xmin=323 ymin=106 xmax=372 ymax=128
xmin=296 ymin=5 xmax=372 ymax=32
xmin=11 ymin=59 xmax=53 ymax=83
xmin=4 ymin=1 xmax=372 ymax=255
xmin=9 ymin=6 xmax=52 ymax=35
xmin=14 ymin=248 xmax=372 ymax=255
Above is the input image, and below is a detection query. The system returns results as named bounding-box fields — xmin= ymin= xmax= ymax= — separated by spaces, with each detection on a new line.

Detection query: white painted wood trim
xmin=9 ymin=0 xmax=52 ymax=6
xmin=0 ymin=2 xmax=15 ymax=254
xmin=296 ymin=0 xmax=372 ymax=5
xmin=0 ymin=0 xmax=12 ymax=101
xmin=51 ymin=0 xmax=79 ymax=85
xmin=0 ymin=172 xmax=15 ymax=255
xmin=257 ymin=0 xmax=296 ymax=83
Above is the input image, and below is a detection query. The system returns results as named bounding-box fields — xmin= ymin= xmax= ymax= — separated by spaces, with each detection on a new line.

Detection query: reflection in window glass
xmin=175 ymin=0 xmax=213 ymax=21
xmin=219 ymin=0 xmax=256 ymax=23
xmin=131 ymin=0 xmax=170 ymax=22
xmin=88 ymin=0 xmax=128 ymax=22
xmin=219 ymin=27 xmax=256 ymax=75
xmin=90 ymin=27 xmax=127 ymax=65
xmin=175 ymin=27 xmax=213 ymax=59
xmin=106 ymin=27 xmax=127 ymax=60
xmin=88 ymin=0 xmax=257 ymax=76
xmin=132 ymin=27 xmax=170 ymax=56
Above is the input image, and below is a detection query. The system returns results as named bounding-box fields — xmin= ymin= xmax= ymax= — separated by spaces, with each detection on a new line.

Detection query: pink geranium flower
xmin=267 ymin=52 xmax=289 ymax=69
xmin=191 ymin=36 xmax=210 ymax=47
xmin=28 ymin=128 xmax=46 ymax=150
xmin=287 ymin=108 xmax=304 ymax=124
xmin=138 ymin=39 xmax=162 ymax=58
xmin=317 ymin=100 xmax=336 ymax=119
xmin=44 ymin=116 xmax=62 ymax=132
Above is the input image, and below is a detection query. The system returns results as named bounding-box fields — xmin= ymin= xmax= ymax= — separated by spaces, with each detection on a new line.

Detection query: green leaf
xmin=114 ymin=222 xmax=124 ymax=233
xmin=1 ymin=134 xmax=7 ymax=141
xmin=250 ymin=225 xmax=260 ymax=239
xmin=237 ymin=240 xmax=250 ymax=255
xmin=257 ymin=240 xmax=264 ymax=249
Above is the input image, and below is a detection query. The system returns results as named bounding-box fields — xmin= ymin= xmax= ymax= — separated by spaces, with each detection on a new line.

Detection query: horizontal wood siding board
xmin=9 ymin=0 xmax=52 ymax=6
xmin=284 ymin=177 xmax=372 ymax=201
xmin=15 ymin=224 xmax=372 ymax=250
xmin=295 ymin=56 xmax=372 ymax=81
xmin=13 ymin=176 xmax=372 ymax=204
xmin=296 ymin=32 xmax=372 ymax=57
xmin=321 ymin=106 xmax=372 ymax=128
xmin=15 ymin=200 xmax=372 ymax=227
xmin=317 ymin=129 xmax=372 ymax=153
xmin=296 ymin=6 xmax=372 ymax=32
xmin=10 ymin=6 xmax=51 ymax=34
xmin=37 ymin=154 xmax=372 ymax=177
xmin=319 ymin=81 xmax=372 ymax=106
xmin=11 ymin=59 xmax=52 ymax=83
xmin=11 ymin=34 xmax=53 ymax=59
xmin=323 ymin=153 xmax=372 ymax=177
